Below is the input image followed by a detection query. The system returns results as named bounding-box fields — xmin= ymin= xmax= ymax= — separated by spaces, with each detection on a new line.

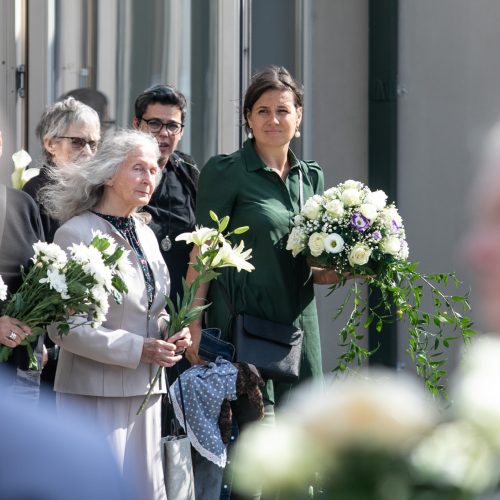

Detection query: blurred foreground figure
xmin=463 ymin=121 xmax=500 ymax=332
xmin=0 ymin=366 xmax=138 ymax=500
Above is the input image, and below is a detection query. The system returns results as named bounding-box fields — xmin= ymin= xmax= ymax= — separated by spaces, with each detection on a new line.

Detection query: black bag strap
xmin=0 ymin=185 xmax=7 ymax=246
xmin=298 ymin=167 xmax=304 ymax=211
xmin=164 ymin=365 xmax=189 ymax=438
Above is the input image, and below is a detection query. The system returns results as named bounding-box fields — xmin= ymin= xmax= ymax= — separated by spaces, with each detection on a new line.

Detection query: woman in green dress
xmin=186 ymin=66 xmax=338 ymax=409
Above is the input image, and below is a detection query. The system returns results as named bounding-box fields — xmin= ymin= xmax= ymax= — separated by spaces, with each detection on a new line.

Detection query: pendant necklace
xmin=160 ymin=168 xmax=173 ymax=252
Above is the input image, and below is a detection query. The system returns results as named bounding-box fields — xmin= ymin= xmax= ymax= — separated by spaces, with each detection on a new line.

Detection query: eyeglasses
xmin=56 ymin=136 xmax=98 ymax=153
xmin=140 ymin=118 xmax=184 ymax=135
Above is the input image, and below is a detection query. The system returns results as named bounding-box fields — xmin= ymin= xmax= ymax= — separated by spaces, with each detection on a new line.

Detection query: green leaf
xmin=233 ymin=226 xmax=250 ymax=235
xmin=209 ymin=210 xmax=218 ymax=223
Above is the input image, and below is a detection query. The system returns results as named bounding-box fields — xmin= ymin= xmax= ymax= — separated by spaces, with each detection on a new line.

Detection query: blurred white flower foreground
xmin=231 ymin=336 xmax=500 ymax=499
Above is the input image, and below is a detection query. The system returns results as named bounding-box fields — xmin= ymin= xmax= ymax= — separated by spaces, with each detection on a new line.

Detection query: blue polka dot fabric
xmin=169 ymin=358 xmax=238 ymax=467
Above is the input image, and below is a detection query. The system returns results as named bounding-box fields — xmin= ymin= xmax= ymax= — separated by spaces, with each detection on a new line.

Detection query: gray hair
xmin=36 ymin=97 xmax=101 ymax=164
xmin=40 ymin=129 xmax=160 ymax=223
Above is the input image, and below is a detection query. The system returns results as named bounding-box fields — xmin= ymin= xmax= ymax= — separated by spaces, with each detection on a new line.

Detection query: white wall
xmin=310 ymin=0 xmax=369 ymax=372
xmin=398 ymin=0 xmax=500 ymax=371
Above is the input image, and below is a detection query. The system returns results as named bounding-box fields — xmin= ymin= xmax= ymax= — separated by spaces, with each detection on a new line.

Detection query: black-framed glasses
xmin=140 ymin=118 xmax=184 ymax=135
xmin=56 ymin=136 xmax=98 ymax=153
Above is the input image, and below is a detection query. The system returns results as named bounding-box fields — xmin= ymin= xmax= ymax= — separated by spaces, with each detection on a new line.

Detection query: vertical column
xmin=368 ymin=0 xmax=399 ymax=367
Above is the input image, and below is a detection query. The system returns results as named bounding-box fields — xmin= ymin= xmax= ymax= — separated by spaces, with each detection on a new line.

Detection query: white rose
xmin=364 ymin=190 xmax=387 ymax=210
xmin=341 ymin=188 xmax=362 ymax=207
xmin=359 ymin=203 xmax=378 ymax=221
xmin=323 ymin=187 xmax=338 ymax=199
xmin=286 ymin=227 xmax=307 ymax=257
xmin=302 ymin=198 xmax=322 ymax=220
xmin=381 ymin=236 xmax=401 ymax=256
xmin=348 ymin=243 xmax=372 ymax=266
xmin=324 ymin=199 xmax=344 ymax=219
xmin=342 ymin=179 xmax=361 ymax=190
xmin=308 ymin=233 xmax=326 ymax=257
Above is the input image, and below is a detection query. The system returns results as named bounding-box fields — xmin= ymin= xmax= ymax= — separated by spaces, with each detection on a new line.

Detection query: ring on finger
xmin=7 ymin=331 xmax=17 ymax=341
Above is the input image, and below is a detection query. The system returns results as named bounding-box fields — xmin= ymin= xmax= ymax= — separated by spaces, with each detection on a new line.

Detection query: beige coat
xmin=48 ymin=211 xmax=170 ymax=397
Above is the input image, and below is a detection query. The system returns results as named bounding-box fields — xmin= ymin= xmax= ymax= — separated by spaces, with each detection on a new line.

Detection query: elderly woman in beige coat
xmin=43 ymin=129 xmax=191 ymax=500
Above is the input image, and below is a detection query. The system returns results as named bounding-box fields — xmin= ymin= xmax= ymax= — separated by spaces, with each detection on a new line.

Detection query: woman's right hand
xmin=140 ymin=338 xmax=182 ymax=367
xmin=0 ymin=316 xmax=31 ymax=348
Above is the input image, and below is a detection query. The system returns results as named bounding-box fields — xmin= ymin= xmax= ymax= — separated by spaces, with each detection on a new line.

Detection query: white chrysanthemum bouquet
xmin=287 ymin=180 xmax=474 ymax=394
xmin=0 ymin=231 xmax=132 ymax=369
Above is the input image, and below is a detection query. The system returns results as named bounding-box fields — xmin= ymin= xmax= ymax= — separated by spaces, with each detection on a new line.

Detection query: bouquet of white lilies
xmin=0 ymin=231 xmax=132 ymax=369
xmin=137 ymin=211 xmax=254 ymax=414
xmin=287 ymin=180 xmax=474 ymax=395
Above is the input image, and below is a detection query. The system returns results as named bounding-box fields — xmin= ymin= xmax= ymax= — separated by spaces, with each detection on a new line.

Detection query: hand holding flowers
xmin=287 ymin=180 xmax=474 ymax=394
xmin=0 ymin=231 xmax=132 ymax=369
xmin=136 ymin=211 xmax=254 ymax=415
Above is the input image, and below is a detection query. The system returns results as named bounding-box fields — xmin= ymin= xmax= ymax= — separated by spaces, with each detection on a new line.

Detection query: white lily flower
xmin=11 ymin=149 xmax=33 ymax=189
xmin=210 ymin=240 xmax=254 ymax=272
xmin=176 ymin=226 xmax=218 ymax=246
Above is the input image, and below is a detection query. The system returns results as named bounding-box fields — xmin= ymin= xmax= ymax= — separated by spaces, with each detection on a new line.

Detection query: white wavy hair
xmin=40 ymin=128 xmax=160 ymax=223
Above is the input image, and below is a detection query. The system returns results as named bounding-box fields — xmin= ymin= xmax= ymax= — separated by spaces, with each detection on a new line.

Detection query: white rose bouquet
xmin=137 ymin=211 xmax=254 ymax=414
xmin=287 ymin=180 xmax=474 ymax=394
xmin=0 ymin=231 xmax=132 ymax=369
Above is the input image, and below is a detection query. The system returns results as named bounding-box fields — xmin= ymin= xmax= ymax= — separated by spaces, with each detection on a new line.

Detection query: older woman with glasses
xmin=23 ymin=97 xmax=101 ymax=242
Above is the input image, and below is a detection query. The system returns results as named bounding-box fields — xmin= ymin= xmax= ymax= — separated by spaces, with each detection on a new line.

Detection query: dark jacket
xmin=23 ymin=164 xmax=60 ymax=243
xmin=143 ymin=151 xmax=199 ymax=304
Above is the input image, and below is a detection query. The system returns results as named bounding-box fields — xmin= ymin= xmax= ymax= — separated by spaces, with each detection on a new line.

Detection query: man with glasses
xmin=132 ymin=84 xmax=199 ymax=306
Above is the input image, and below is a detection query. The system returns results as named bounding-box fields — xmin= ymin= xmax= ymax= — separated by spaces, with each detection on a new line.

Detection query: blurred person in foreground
xmin=41 ymin=129 xmax=191 ymax=500
xmin=0 ymin=129 xmax=45 ymax=398
xmin=0 ymin=366 xmax=138 ymax=500
xmin=463 ymin=121 xmax=500 ymax=333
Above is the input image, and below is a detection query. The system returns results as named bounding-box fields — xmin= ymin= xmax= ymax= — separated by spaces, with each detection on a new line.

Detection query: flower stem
xmin=136 ymin=366 xmax=162 ymax=415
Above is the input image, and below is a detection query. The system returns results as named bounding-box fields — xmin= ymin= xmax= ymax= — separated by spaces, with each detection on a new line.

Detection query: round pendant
xmin=160 ymin=235 xmax=172 ymax=252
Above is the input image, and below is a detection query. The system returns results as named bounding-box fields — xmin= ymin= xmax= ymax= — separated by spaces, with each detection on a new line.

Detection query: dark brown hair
xmin=243 ymin=65 xmax=304 ymax=132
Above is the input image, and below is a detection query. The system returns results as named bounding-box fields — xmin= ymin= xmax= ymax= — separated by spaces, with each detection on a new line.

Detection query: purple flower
xmin=351 ymin=212 xmax=370 ymax=233
xmin=391 ymin=220 xmax=400 ymax=233
xmin=372 ymin=230 xmax=382 ymax=242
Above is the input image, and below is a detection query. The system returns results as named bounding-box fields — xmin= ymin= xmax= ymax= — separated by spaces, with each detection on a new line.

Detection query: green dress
xmin=196 ymin=140 xmax=324 ymax=404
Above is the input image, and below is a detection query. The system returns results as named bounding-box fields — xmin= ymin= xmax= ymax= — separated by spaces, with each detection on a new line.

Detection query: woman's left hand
xmin=169 ymin=327 xmax=192 ymax=355
xmin=312 ymin=267 xmax=371 ymax=285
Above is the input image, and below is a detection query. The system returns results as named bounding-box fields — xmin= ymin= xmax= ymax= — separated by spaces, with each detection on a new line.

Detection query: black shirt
xmin=22 ymin=164 xmax=60 ymax=243
xmin=142 ymin=151 xmax=199 ymax=304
